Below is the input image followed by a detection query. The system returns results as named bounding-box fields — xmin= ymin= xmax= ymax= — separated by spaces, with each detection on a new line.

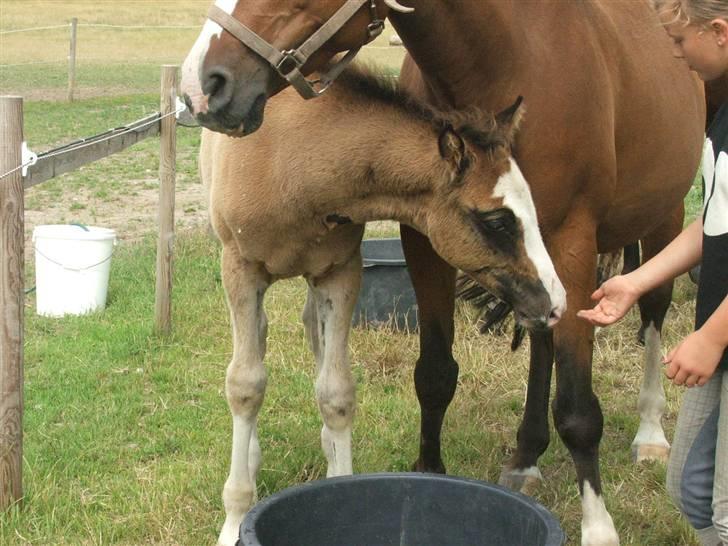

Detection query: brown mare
xmin=199 ymin=64 xmax=564 ymax=545
xmin=181 ymin=1 xmax=705 ymax=544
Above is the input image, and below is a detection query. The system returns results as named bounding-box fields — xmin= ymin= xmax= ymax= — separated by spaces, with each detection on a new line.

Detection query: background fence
xmin=1 ymin=20 xmax=200 ymax=101
xmin=0 ymin=65 xmax=181 ymax=512
xmin=0 ymin=10 xmax=404 ymax=101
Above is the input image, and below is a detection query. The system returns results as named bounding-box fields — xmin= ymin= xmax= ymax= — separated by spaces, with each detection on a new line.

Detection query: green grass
xmin=0 ymin=230 xmax=701 ymax=545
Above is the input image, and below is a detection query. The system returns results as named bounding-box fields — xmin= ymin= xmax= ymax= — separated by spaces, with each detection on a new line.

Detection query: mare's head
xmin=181 ymin=0 xmax=411 ymax=135
xmin=409 ymin=98 xmax=566 ymax=329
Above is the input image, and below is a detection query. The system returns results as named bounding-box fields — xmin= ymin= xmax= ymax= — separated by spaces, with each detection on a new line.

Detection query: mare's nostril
xmin=208 ymin=73 xmax=225 ymax=96
xmin=202 ymin=67 xmax=234 ymax=113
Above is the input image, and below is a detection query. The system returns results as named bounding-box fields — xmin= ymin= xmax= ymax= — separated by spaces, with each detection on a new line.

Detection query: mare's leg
xmin=549 ymin=223 xmax=619 ymax=545
xmin=501 ymin=213 xmax=618 ymax=545
xmin=304 ymin=253 xmax=361 ymax=477
xmin=631 ymin=211 xmax=683 ymax=463
xmin=218 ymin=248 xmax=270 ymax=546
xmin=400 ymin=224 xmax=458 ymax=474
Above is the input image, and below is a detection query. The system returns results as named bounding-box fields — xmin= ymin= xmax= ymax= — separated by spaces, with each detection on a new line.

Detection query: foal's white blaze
xmin=494 ymin=159 xmax=567 ymax=324
xmin=181 ymin=0 xmax=239 ymax=115
xmin=581 ymin=481 xmax=619 ymax=546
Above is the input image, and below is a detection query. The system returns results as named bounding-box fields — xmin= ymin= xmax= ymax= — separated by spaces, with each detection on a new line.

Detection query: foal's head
xmin=406 ymin=97 xmax=566 ymax=329
xmin=181 ymin=0 xmax=411 ymax=135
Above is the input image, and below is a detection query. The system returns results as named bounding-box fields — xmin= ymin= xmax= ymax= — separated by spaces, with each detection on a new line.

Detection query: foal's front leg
xmin=304 ymin=254 xmax=361 ymax=477
xmin=218 ymin=249 xmax=270 ymax=546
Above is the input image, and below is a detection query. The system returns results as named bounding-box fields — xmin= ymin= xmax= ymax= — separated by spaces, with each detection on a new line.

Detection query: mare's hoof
xmin=498 ymin=466 xmax=543 ymax=495
xmin=632 ymin=443 xmax=670 ymax=463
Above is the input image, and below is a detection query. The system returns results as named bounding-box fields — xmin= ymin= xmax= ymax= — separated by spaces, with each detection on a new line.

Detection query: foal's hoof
xmin=498 ymin=466 xmax=543 ymax=495
xmin=632 ymin=443 xmax=670 ymax=464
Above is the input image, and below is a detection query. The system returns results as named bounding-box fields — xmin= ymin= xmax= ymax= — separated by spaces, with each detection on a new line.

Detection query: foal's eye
xmin=473 ymin=209 xmax=516 ymax=233
xmin=484 ymin=218 xmax=506 ymax=231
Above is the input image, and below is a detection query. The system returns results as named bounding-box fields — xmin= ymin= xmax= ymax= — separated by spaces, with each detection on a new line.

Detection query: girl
xmin=578 ymin=1 xmax=728 ymax=543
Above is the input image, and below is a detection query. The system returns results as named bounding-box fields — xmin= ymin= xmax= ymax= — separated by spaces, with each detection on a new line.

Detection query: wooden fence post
xmin=155 ymin=66 xmax=177 ymax=335
xmin=67 ymin=18 xmax=78 ymax=102
xmin=0 ymin=96 xmax=25 ymax=511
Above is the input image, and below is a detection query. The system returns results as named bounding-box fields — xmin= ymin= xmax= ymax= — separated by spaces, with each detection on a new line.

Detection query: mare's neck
xmin=389 ymin=0 xmax=524 ymax=109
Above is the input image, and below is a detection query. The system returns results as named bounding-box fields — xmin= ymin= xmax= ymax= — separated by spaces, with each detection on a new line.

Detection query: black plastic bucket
xmin=352 ymin=238 xmax=418 ymax=332
xmin=238 ymin=472 xmax=566 ymax=546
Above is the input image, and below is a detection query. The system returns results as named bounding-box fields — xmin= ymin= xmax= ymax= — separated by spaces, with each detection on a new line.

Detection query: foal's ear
xmin=495 ymin=96 xmax=525 ymax=139
xmin=438 ymin=124 xmax=468 ymax=174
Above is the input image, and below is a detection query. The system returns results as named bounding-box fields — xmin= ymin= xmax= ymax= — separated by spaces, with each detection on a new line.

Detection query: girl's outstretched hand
xmin=577 ymin=274 xmax=642 ymax=326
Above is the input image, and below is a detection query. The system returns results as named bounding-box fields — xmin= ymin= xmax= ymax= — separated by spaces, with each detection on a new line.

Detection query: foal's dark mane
xmin=335 ymin=63 xmax=513 ymax=152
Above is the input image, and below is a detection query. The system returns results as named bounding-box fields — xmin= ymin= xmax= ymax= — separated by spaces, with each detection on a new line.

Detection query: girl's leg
xmin=666 ymin=369 xmax=724 ymax=546
xmin=713 ymin=370 xmax=728 ymax=543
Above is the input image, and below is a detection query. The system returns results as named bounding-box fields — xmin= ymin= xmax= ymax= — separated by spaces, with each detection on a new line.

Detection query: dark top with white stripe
xmin=697 ymin=103 xmax=728 ymax=370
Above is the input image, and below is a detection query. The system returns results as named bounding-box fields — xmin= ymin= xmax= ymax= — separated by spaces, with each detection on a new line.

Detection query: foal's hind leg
xmin=400 ymin=225 xmax=458 ymax=474
xmin=218 ymin=249 xmax=270 ymax=546
xmin=631 ymin=211 xmax=683 ymax=463
xmin=304 ymin=253 xmax=362 ymax=477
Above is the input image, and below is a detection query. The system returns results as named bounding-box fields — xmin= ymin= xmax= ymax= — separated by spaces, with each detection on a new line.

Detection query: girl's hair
xmin=652 ymin=0 xmax=728 ymax=26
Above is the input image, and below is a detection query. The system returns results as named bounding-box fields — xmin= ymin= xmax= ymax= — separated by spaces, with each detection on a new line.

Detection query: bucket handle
xmin=35 ymin=247 xmax=113 ymax=272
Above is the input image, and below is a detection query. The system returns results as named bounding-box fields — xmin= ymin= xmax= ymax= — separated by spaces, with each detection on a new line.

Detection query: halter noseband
xmin=207 ymin=0 xmax=384 ymax=100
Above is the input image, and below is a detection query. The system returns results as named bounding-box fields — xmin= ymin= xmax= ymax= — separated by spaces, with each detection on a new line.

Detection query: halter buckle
xmin=276 ymin=50 xmax=304 ymax=78
xmin=367 ymin=20 xmax=384 ymax=39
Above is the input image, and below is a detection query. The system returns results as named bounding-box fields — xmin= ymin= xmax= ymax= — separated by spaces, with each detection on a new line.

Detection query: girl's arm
xmin=578 ymin=218 xmax=703 ymax=326
xmin=628 ymin=217 xmax=703 ymax=294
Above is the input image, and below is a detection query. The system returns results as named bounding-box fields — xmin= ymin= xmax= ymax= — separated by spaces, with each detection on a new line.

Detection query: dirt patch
xmin=23 ymin=177 xmax=209 ymax=268
xmin=22 ymin=174 xmax=397 ymax=272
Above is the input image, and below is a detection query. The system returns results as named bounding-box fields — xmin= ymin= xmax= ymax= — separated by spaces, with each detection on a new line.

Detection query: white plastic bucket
xmin=32 ymin=224 xmax=116 ymax=317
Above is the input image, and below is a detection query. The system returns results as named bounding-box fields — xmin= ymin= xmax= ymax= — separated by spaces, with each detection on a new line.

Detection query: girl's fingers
xmin=590 ymin=287 xmax=604 ymax=300
xmin=671 ymin=368 xmax=689 ymax=386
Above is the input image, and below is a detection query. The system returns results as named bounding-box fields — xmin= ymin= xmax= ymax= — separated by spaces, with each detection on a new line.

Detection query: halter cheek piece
xmin=207 ymin=0 xmax=384 ymax=100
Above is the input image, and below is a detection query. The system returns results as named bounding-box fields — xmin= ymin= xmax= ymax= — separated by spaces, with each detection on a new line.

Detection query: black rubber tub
xmin=237 ymin=472 xmax=566 ymax=546
xmin=352 ymin=238 xmax=417 ymax=332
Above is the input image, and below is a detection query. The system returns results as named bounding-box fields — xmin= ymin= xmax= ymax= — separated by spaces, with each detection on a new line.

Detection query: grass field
xmin=1 ymin=231 xmax=703 ymax=546
xmin=0 ymin=2 xmax=707 ymax=545
xmin=0 ymin=1 xmax=405 ymax=100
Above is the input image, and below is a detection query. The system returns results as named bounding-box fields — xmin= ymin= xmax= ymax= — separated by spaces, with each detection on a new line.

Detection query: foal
xmin=200 ymin=65 xmax=566 ymax=546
